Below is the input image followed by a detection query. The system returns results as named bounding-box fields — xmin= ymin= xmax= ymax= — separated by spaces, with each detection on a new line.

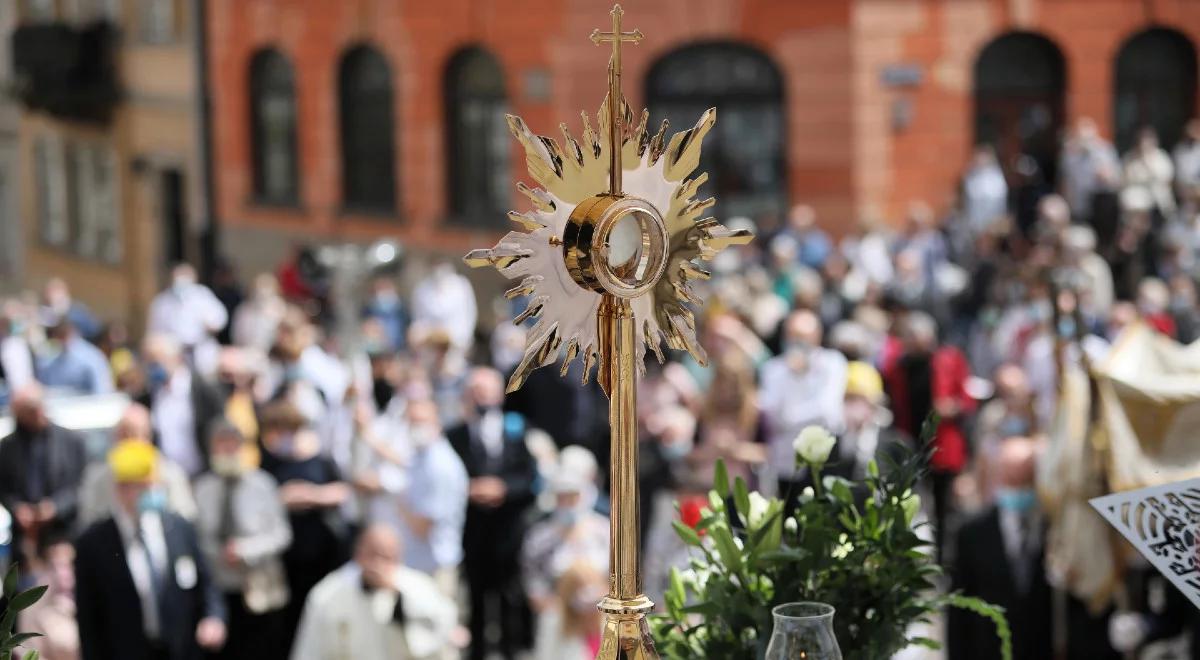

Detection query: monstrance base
xmin=596 ymin=595 xmax=660 ymax=660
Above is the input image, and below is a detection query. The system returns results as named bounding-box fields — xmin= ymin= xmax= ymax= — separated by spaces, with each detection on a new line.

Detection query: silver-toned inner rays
xmin=464 ymin=97 xmax=753 ymax=393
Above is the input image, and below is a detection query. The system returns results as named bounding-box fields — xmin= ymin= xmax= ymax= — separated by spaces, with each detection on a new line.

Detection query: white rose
xmin=793 ymin=425 xmax=837 ymax=467
xmin=746 ymin=491 xmax=770 ymax=530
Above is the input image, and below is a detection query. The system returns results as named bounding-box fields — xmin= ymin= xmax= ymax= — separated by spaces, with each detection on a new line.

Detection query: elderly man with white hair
xmin=291 ymin=524 xmax=458 ymax=660
xmin=521 ymin=446 xmax=608 ymax=612
xmin=759 ymin=309 xmax=848 ymax=498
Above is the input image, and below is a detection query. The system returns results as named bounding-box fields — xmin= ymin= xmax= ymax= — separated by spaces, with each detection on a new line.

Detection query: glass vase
xmin=764 ymin=602 xmax=843 ymax=660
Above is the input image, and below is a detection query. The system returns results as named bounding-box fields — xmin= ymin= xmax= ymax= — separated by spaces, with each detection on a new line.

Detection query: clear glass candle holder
xmin=764 ymin=602 xmax=843 ymax=660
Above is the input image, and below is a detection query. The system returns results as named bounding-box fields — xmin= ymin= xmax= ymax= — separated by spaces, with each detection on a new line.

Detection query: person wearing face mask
xmin=193 ymin=422 xmax=292 ymax=660
xmin=18 ymin=536 xmax=79 ymax=660
xmin=882 ymin=311 xmax=974 ymax=559
xmin=362 ymin=276 xmax=409 ymax=353
xmin=258 ymin=402 xmax=351 ymax=657
xmin=532 ymin=560 xmax=607 ymax=660
xmin=232 ymin=274 xmax=288 ymax=353
xmin=826 ymin=361 xmax=906 ymax=484
xmin=446 ymin=367 xmax=538 ymax=660
xmin=521 ymin=449 xmax=609 ymax=615
xmin=146 ymin=263 xmax=229 ymax=377
xmin=759 ymin=309 xmax=848 ymax=498
xmin=391 ymin=399 xmax=467 ymax=587
xmin=410 ymin=260 xmax=478 ymax=353
xmin=948 ymin=437 xmax=1054 ymax=660
xmin=290 ymin=525 xmax=458 ymax=660
xmin=75 ymin=441 xmax=227 ymax=660
xmin=35 ymin=316 xmax=113 ymax=395
xmin=76 ymin=404 xmax=198 ymax=531
xmin=0 ymin=383 xmax=87 ymax=565
xmin=141 ymin=333 xmax=225 ymax=479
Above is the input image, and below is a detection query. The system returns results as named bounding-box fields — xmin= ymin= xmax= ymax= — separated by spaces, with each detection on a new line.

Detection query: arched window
xmin=1114 ymin=28 xmax=1197 ymax=152
xmin=445 ymin=47 xmax=510 ymax=226
xmin=249 ymin=48 xmax=299 ymax=204
xmin=974 ymin=32 xmax=1066 ymax=183
xmin=339 ymin=45 xmax=396 ymax=212
xmin=646 ymin=43 xmax=785 ymax=219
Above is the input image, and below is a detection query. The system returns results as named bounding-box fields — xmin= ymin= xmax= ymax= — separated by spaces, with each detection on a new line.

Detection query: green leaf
xmin=1 ymin=632 xmax=43 ymax=652
xmin=672 ymin=520 xmax=703 ymax=547
xmin=748 ymin=510 xmax=782 ymax=558
xmin=733 ymin=477 xmax=750 ymax=521
xmin=713 ymin=459 xmax=730 ymax=498
xmin=829 ymin=477 xmax=854 ymax=504
xmin=0 ymin=610 xmax=15 ymax=637
xmin=2 ymin=565 xmax=16 ymax=599
xmin=9 ymin=586 xmax=47 ymax=612
xmin=26 ymin=651 xmax=40 ymax=660
xmin=944 ymin=593 xmax=1012 ymax=660
xmin=710 ymin=525 xmax=743 ymax=574
xmin=681 ymin=601 xmax=722 ymax=617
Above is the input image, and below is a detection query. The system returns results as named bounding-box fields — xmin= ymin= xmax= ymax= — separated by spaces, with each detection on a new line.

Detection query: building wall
xmin=17 ymin=0 xmax=201 ymax=330
xmin=856 ymin=0 xmax=1200 ymax=223
xmin=208 ymin=0 xmax=856 ymax=275
xmin=0 ymin=1 xmax=23 ymax=288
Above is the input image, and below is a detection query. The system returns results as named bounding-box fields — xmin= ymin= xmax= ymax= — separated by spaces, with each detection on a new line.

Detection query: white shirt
xmin=114 ymin=509 xmax=169 ymax=640
xmin=478 ymin=409 xmax=504 ymax=460
xmin=759 ymin=348 xmax=848 ymax=478
xmin=147 ymin=283 xmax=228 ymax=348
xmin=291 ymin=564 xmax=457 ymax=660
xmin=152 ymin=368 xmax=202 ymax=476
xmin=411 ymin=270 xmax=477 ymax=350
xmin=0 ymin=335 xmax=34 ymax=390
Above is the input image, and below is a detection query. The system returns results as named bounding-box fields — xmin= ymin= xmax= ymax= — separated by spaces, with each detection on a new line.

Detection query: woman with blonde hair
xmin=533 ymin=560 xmax=606 ymax=660
xmin=689 ymin=350 xmax=765 ymax=485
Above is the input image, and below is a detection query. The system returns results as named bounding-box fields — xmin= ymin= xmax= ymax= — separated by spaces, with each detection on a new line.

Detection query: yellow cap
xmin=845 ymin=361 xmax=884 ymax=404
xmin=108 ymin=439 xmax=159 ymax=483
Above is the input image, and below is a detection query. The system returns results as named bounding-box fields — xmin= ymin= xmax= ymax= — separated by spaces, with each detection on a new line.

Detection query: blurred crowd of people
xmin=2 ymin=115 xmax=1200 ymax=660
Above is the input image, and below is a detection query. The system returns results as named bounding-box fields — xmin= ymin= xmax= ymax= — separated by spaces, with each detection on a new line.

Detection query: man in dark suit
xmin=75 ymin=441 xmax=227 ymax=660
xmin=0 ymin=383 xmax=87 ymax=562
xmin=949 ymin=436 xmax=1054 ymax=660
xmin=447 ymin=367 xmax=538 ymax=660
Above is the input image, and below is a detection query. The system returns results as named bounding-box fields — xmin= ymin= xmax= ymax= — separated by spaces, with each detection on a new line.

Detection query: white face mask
xmin=211 ymin=454 xmax=244 ymax=477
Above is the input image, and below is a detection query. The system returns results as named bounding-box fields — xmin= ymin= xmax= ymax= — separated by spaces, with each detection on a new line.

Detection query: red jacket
xmin=882 ymin=345 xmax=975 ymax=474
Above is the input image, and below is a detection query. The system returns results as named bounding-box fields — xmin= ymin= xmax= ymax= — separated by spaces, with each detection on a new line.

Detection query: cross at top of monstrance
xmin=464 ymin=5 xmax=751 ymax=658
xmin=590 ymin=4 xmax=643 ymax=197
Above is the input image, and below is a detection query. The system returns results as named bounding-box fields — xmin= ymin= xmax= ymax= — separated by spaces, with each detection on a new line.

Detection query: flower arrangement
xmin=651 ymin=421 xmax=1011 ymax=660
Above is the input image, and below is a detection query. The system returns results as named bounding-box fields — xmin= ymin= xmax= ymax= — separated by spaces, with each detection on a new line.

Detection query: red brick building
xmin=207 ymin=0 xmax=1200 ymax=272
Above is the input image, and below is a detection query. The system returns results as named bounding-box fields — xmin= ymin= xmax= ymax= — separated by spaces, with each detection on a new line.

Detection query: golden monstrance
xmin=464 ymin=5 xmax=752 ymax=658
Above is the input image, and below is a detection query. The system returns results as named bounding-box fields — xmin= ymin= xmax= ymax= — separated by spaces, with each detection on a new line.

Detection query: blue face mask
xmin=660 ymin=440 xmax=691 ymax=461
xmin=137 ymin=488 xmax=167 ymax=515
xmin=146 ymin=362 xmax=169 ymax=391
xmin=996 ymin=487 xmax=1037 ymax=513
xmin=554 ymin=509 xmax=578 ymax=527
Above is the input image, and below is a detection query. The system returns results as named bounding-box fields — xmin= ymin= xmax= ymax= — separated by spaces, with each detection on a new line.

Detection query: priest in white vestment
xmin=290 ymin=524 xmax=458 ymax=660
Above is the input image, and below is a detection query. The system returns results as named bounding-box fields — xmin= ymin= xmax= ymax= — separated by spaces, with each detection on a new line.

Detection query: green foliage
xmin=651 ymin=420 xmax=1010 ymax=660
xmin=1 ymin=564 xmax=46 ymax=660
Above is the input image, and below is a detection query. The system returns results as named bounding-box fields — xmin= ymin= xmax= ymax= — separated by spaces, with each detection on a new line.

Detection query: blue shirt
xmin=402 ymin=438 xmax=468 ymax=574
xmin=36 ymin=337 xmax=113 ymax=395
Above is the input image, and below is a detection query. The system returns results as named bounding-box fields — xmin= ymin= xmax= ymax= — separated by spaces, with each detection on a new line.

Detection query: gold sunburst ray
xmin=466 ymin=95 xmax=751 ymax=392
